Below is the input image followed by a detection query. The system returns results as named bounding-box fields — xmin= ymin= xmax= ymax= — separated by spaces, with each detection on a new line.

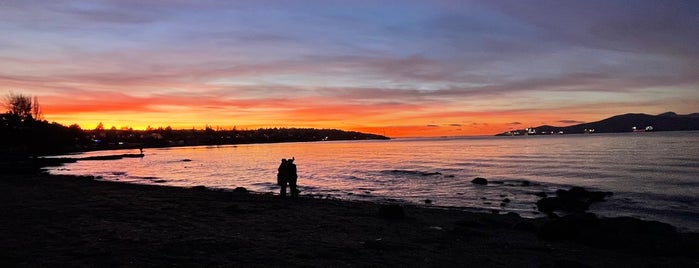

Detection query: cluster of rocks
xmin=531 ymin=186 xmax=696 ymax=256
xmin=375 ymin=188 xmax=694 ymax=257
xmin=536 ymin=212 xmax=690 ymax=256
xmin=536 ymin=186 xmax=612 ymax=215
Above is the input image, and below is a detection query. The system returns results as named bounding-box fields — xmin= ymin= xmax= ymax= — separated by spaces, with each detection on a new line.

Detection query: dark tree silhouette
xmin=2 ymin=92 xmax=389 ymax=156
xmin=4 ymin=92 xmax=37 ymax=121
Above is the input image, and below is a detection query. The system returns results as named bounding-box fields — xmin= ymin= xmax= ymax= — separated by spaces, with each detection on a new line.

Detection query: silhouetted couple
xmin=277 ymin=157 xmax=298 ymax=198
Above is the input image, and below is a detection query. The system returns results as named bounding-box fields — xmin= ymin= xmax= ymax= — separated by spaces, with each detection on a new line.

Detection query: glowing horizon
xmin=2 ymin=1 xmax=698 ymax=137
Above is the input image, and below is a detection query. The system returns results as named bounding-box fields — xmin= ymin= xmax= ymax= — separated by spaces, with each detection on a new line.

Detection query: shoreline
xmin=2 ymin=160 xmax=698 ymax=267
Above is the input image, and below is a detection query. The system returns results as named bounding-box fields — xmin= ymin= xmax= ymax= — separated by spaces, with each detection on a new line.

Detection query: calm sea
xmin=48 ymin=131 xmax=699 ymax=232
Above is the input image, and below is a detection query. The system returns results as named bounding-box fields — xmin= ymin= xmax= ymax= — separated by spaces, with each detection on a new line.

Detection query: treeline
xmin=81 ymin=125 xmax=389 ymax=151
xmin=1 ymin=113 xmax=86 ymax=156
xmin=1 ymin=92 xmax=388 ymax=156
xmin=1 ymin=116 xmax=389 ymax=156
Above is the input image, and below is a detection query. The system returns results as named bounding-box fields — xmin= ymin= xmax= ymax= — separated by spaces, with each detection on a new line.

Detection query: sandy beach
xmin=1 ymin=163 xmax=697 ymax=267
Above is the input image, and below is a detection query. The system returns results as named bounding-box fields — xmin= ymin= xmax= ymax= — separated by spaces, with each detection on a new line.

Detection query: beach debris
xmin=232 ymin=187 xmax=248 ymax=194
xmin=378 ymin=204 xmax=405 ymax=219
xmin=471 ymin=177 xmax=488 ymax=185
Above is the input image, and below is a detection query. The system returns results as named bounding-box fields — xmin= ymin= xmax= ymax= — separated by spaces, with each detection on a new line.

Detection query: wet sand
xmin=1 ymin=171 xmax=697 ymax=267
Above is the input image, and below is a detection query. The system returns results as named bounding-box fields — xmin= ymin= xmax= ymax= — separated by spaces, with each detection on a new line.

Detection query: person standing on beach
xmin=277 ymin=158 xmax=289 ymax=197
xmin=287 ymin=157 xmax=298 ymax=198
xmin=276 ymin=157 xmax=299 ymax=198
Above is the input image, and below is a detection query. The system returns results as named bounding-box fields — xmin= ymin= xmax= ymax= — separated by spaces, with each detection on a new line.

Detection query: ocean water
xmin=48 ymin=131 xmax=699 ymax=232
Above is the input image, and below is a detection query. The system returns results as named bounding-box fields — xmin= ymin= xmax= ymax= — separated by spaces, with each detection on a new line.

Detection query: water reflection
xmin=49 ymin=132 xmax=699 ymax=231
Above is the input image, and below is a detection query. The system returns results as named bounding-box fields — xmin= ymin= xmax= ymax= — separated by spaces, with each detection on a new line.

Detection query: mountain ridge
xmin=496 ymin=112 xmax=699 ymax=136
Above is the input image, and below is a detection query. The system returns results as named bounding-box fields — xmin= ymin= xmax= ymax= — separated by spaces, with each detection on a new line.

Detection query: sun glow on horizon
xmin=2 ymin=1 xmax=698 ymax=137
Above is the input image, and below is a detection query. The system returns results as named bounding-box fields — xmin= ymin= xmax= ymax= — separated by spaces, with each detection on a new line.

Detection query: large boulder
xmin=471 ymin=177 xmax=488 ymax=185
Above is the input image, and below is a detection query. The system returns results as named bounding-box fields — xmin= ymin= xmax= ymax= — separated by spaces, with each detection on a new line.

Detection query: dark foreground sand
xmin=1 ymin=170 xmax=697 ymax=267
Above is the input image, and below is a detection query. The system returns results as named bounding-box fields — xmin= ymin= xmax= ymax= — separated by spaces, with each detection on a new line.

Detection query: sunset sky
xmin=1 ymin=1 xmax=698 ymax=137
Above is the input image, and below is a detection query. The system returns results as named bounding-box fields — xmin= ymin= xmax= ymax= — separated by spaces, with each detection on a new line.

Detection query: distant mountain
xmin=496 ymin=112 xmax=699 ymax=136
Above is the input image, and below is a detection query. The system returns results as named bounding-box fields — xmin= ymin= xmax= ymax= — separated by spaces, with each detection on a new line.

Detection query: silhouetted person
xmin=276 ymin=157 xmax=299 ymax=198
xmin=277 ymin=158 xmax=289 ymax=197
xmin=287 ymin=157 xmax=298 ymax=198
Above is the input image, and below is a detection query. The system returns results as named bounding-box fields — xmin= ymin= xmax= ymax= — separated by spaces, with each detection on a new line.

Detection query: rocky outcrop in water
xmin=471 ymin=177 xmax=488 ymax=185
xmin=536 ymin=187 xmax=612 ymax=214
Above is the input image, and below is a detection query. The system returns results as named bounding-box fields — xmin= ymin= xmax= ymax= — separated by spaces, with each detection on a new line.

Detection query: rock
xmin=536 ymin=197 xmax=562 ymax=213
xmin=538 ymin=213 xmax=683 ymax=255
xmin=537 ymin=213 xmax=598 ymax=241
xmin=190 ymin=185 xmax=207 ymax=191
xmin=182 ymin=159 xmax=192 ymax=162
xmin=521 ymin=180 xmax=531 ymax=186
xmin=557 ymin=187 xmax=612 ymax=202
xmin=232 ymin=187 xmax=248 ymax=194
xmin=505 ymin=212 xmax=520 ymax=218
xmin=378 ymin=204 xmax=405 ymax=219
xmin=471 ymin=177 xmax=488 ymax=185
xmin=502 ymin=198 xmax=511 ymax=203
xmin=424 ymin=199 xmax=432 ymax=204
xmin=578 ymin=216 xmax=678 ymax=251
xmin=537 ymin=187 xmax=613 ymax=214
